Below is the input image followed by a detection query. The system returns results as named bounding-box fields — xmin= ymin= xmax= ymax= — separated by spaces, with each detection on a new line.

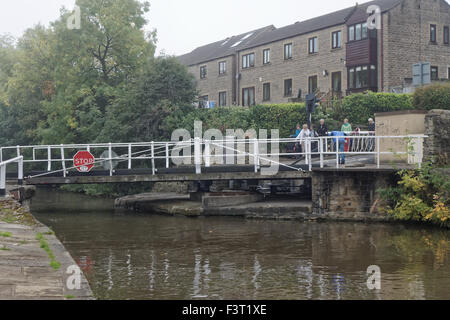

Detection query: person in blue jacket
xmin=329 ymin=131 xmax=347 ymax=164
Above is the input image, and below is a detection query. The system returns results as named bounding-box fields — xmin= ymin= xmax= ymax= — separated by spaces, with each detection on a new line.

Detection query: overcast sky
xmin=1 ymin=0 xmax=447 ymax=56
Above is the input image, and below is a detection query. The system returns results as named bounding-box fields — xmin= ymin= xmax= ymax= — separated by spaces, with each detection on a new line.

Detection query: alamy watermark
xmin=367 ymin=265 xmax=381 ymax=290
xmin=367 ymin=5 xmax=382 ymax=30
xmin=171 ymin=121 xmax=281 ymax=176
xmin=67 ymin=5 xmax=81 ymax=30
xmin=66 ymin=264 xmax=82 ymax=290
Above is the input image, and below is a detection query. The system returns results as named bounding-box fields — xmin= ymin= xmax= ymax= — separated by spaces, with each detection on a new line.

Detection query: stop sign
xmin=73 ymin=151 xmax=95 ymax=173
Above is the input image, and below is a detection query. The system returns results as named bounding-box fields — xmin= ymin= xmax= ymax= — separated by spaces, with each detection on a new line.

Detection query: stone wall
xmin=424 ymin=109 xmax=450 ymax=165
xmin=311 ymin=170 xmax=396 ymax=221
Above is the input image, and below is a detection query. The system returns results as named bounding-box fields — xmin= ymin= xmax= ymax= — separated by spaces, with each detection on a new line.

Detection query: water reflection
xmin=31 ymin=189 xmax=450 ymax=300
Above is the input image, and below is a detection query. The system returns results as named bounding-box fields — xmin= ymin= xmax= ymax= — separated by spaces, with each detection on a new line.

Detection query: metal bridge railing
xmin=0 ymin=134 xmax=426 ymax=181
xmin=0 ymin=156 xmax=23 ymax=197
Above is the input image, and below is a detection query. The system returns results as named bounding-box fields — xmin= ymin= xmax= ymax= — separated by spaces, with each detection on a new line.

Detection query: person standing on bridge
xmin=297 ymin=124 xmax=311 ymax=159
xmin=329 ymin=131 xmax=346 ymax=165
xmin=317 ymin=119 xmax=328 ymax=152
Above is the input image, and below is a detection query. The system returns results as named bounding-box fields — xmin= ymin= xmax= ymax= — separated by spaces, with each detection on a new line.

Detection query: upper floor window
xmin=200 ymin=66 xmax=207 ymax=79
xmin=430 ymin=25 xmax=437 ymax=43
xmin=431 ymin=66 xmax=439 ymax=80
xmin=308 ymin=37 xmax=318 ymax=54
xmin=242 ymin=53 xmax=255 ymax=69
xmin=444 ymin=26 xmax=449 ymax=45
xmin=284 ymin=43 xmax=292 ymax=60
xmin=219 ymin=61 xmax=226 ymax=75
xmin=349 ymin=22 xmax=368 ymax=41
xmin=332 ymin=31 xmax=342 ymax=49
xmin=284 ymin=79 xmax=293 ymax=97
xmin=263 ymin=49 xmax=270 ymax=64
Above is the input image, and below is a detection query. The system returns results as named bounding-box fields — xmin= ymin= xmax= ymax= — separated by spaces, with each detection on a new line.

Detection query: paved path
xmin=0 ymin=198 xmax=93 ymax=300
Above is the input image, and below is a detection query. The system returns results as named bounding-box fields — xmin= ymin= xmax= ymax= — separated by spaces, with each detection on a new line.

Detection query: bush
xmin=164 ymin=103 xmax=306 ymax=138
xmin=380 ymin=163 xmax=450 ymax=228
xmin=338 ymin=91 xmax=413 ymax=125
xmin=413 ymin=83 xmax=450 ymax=111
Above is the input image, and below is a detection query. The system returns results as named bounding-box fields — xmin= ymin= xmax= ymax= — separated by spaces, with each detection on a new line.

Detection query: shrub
xmin=338 ymin=91 xmax=413 ymax=125
xmin=379 ymin=163 xmax=450 ymax=228
xmin=413 ymin=83 xmax=450 ymax=111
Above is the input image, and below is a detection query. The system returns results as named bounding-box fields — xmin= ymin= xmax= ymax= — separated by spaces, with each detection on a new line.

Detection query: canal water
xmin=31 ymin=189 xmax=450 ymax=300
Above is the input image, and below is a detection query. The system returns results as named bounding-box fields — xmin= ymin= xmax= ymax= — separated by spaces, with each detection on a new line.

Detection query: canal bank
xmin=0 ymin=195 xmax=93 ymax=300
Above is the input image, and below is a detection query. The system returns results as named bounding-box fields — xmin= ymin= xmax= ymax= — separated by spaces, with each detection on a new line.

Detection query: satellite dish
xmin=100 ymin=150 xmax=120 ymax=170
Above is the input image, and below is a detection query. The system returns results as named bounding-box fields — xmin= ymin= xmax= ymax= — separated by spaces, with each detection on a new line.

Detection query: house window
xmin=199 ymin=95 xmax=209 ymax=108
xmin=263 ymin=49 xmax=270 ymax=64
xmin=444 ymin=26 xmax=449 ymax=45
xmin=431 ymin=66 xmax=439 ymax=80
xmin=308 ymin=37 xmax=318 ymax=54
xmin=308 ymin=76 xmax=318 ymax=94
xmin=219 ymin=61 xmax=226 ymax=75
xmin=430 ymin=25 xmax=437 ymax=43
xmin=348 ymin=65 xmax=377 ymax=90
xmin=284 ymin=43 xmax=292 ymax=60
xmin=332 ymin=31 xmax=342 ymax=49
xmin=349 ymin=25 xmax=355 ymax=41
xmin=200 ymin=66 xmax=207 ymax=79
xmin=284 ymin=79 xmax=293 ymax=97
xmin=448 ymin=67 xmax=450 ymax=79
xmin=242 ymin=87 xmax=255 ymax=106
xmin=242 ymin=53 xmax=255 ymax=69
xmin=349 ymin=23 xmax=369 ymax=42
xmin=263 ymin=83 xmax=271 ymax=101
xmin=332 ymin=72 xmax=342 ymax=92
xmin=219 ymin=92 xmax=227 ymax=107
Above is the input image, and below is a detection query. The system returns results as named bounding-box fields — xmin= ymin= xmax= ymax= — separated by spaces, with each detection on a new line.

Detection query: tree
xmin=97 ymin=56 xmax=197 ymax=142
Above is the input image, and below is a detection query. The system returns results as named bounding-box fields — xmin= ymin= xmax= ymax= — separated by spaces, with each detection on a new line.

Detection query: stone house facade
xmin=178 ymin=0 xmax=450 ymax=106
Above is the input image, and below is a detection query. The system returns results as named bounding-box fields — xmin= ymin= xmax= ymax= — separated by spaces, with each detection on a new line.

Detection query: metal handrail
xmin=0 ymin=134 xmax=427 ymax=181
xmin=0 ymin=156 xmax=24 ymax=197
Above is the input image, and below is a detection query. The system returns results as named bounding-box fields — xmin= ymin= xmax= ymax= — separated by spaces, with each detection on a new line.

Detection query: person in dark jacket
xmin=368 ymin=118 xmax=376 ymax=151
xmin=317 ymin=119 xmax=328 ymax=152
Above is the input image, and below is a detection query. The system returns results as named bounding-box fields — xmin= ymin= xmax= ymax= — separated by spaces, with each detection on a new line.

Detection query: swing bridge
xmin=0 ymin=133 xmax=426 ymax=196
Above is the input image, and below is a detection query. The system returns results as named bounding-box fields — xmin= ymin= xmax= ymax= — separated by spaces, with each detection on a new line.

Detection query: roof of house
xmin=178 ymin=0 xmax=404 ymax=66
xmin=177 ymin=25 xmax=276 ymax=66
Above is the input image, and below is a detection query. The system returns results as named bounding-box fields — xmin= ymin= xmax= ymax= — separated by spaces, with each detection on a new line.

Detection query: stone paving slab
xmin=0 ymin=198 xmax=94 ymax=300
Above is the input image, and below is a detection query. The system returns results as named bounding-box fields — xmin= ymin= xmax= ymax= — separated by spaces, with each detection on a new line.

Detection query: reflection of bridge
xmin=1 ymin=135 xmax=425 ymax=193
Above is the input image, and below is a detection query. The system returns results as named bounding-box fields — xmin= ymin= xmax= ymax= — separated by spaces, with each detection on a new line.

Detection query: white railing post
xmin=376 ymin=137 xmax=380 ymax=169
xmin=165 ymin=142 xmax=170 ymax=169
xmin=0 ymin=147 xmax=2 ymax=163
xmin=253 ymin=138 xmax=259 ymax=173
xmin=204 ymin=140 xmax=211 ymax=168
xmin=109 ymin=143 xmax=113 ymax=176
xmin=319 ymin=137 xmax=324 ymax=169
xmin=194 ymin=137 xmax=202 ymax=174
xmin=60 ymin=145 xmax=66 ymax=178
xmin=47 ymin=146 xmax=51 ymax=172
xmin=16 ymin=145 xmax=20 ymax=158
xmin=128 ymin=144 xmax=132 ymax=170
xmin=151 ymin=141 xmax=155 ymax=175
xmin=0 ymin=164 xmax=5 ymax=197
xmin=308 ymin=138 xmax=312 ymax=172
xmin=18 ymin=157 xmax=23 ymax=185
xmin=336 ymin=137 xmax=340 ymax=169
xmin=418 ymin=136 xmax=423 ymax=169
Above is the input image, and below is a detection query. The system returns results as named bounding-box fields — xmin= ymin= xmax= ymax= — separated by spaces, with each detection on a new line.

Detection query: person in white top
xmin=296 ymin=124 xmax=311 ymax=157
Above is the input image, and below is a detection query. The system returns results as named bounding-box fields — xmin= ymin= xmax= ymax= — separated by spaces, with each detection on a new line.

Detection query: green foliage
xmin=0 ymin=232 xmax=12 ymax=237
xmin=164 ymin=103 xmax=307 ymax=138
xmin=380 ymin=163 xmax=450 ymax=228
xmin=36 ymin=232 xmax=61 ymax=270
xmin=338 ymin=91 xmax=413 ymax=125
xmin=412 ymin=83 xmax=450 ymax=111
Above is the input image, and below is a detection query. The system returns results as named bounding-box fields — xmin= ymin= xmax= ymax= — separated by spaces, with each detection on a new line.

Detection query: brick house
xmin=178 ymin=0 xmax=450 ymax=106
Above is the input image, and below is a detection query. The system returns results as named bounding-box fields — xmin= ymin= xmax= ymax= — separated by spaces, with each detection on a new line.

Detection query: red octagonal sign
xmin=73 ymin=151 xmax=95 ymax=173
